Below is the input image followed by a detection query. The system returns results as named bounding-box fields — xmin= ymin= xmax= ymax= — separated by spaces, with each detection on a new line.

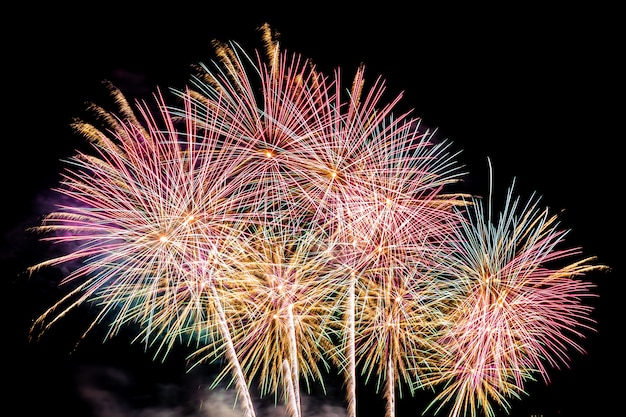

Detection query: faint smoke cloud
xmin=75 ymin=364 xmax=347 ymax=417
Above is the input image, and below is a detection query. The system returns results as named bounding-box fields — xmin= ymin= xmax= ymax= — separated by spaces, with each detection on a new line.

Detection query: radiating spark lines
xmin=27 ymin=24 xmax=606 ymax=417
xmin=423 ymin=179 xmax=604 ymax=417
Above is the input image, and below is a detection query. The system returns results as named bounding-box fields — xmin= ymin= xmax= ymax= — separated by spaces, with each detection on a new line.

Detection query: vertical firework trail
xmin=27 ymin=24 xmax=606 ymax=417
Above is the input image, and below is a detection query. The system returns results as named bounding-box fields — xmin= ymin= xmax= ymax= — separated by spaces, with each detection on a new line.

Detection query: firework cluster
xmin=28 ymin=24 xmax=605 ymax=417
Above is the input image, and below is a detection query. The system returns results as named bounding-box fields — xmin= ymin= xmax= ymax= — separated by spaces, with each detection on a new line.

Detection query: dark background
xmin=3 ymin=3 xmax=622 ymax=416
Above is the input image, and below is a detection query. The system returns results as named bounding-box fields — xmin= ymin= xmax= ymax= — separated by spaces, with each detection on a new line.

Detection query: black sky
xmin=4 ymin=4 xmax=622 ymax=416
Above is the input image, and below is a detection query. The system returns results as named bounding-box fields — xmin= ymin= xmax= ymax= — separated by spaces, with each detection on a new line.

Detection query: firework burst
xmin=424 ymin=173 xmax=606 ymax=417
xmin=27 ymin=84 xmax=260 ymax=416
xmin=26 ymin=24 xmax=606 ymax=417
xmin=188 ymin=220 xmax=346 ymax=416
xmin=174 ymin=26 xmax=470 ymax=416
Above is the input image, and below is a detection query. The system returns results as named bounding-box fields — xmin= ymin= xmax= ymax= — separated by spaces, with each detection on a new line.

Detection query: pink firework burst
xmin=425 ymin=176 xmax=606 ymax=417
xmin=28 ymin=85 xmax=260 ymax=416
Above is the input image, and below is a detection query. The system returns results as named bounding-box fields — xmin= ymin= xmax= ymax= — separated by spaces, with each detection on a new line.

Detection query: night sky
xmin=4 ymin=4 xmax=622 ymax=416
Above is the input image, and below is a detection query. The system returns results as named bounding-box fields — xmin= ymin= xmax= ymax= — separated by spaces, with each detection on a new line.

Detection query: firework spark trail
xmin=424 ymin=178 xmax=606 ymax=417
